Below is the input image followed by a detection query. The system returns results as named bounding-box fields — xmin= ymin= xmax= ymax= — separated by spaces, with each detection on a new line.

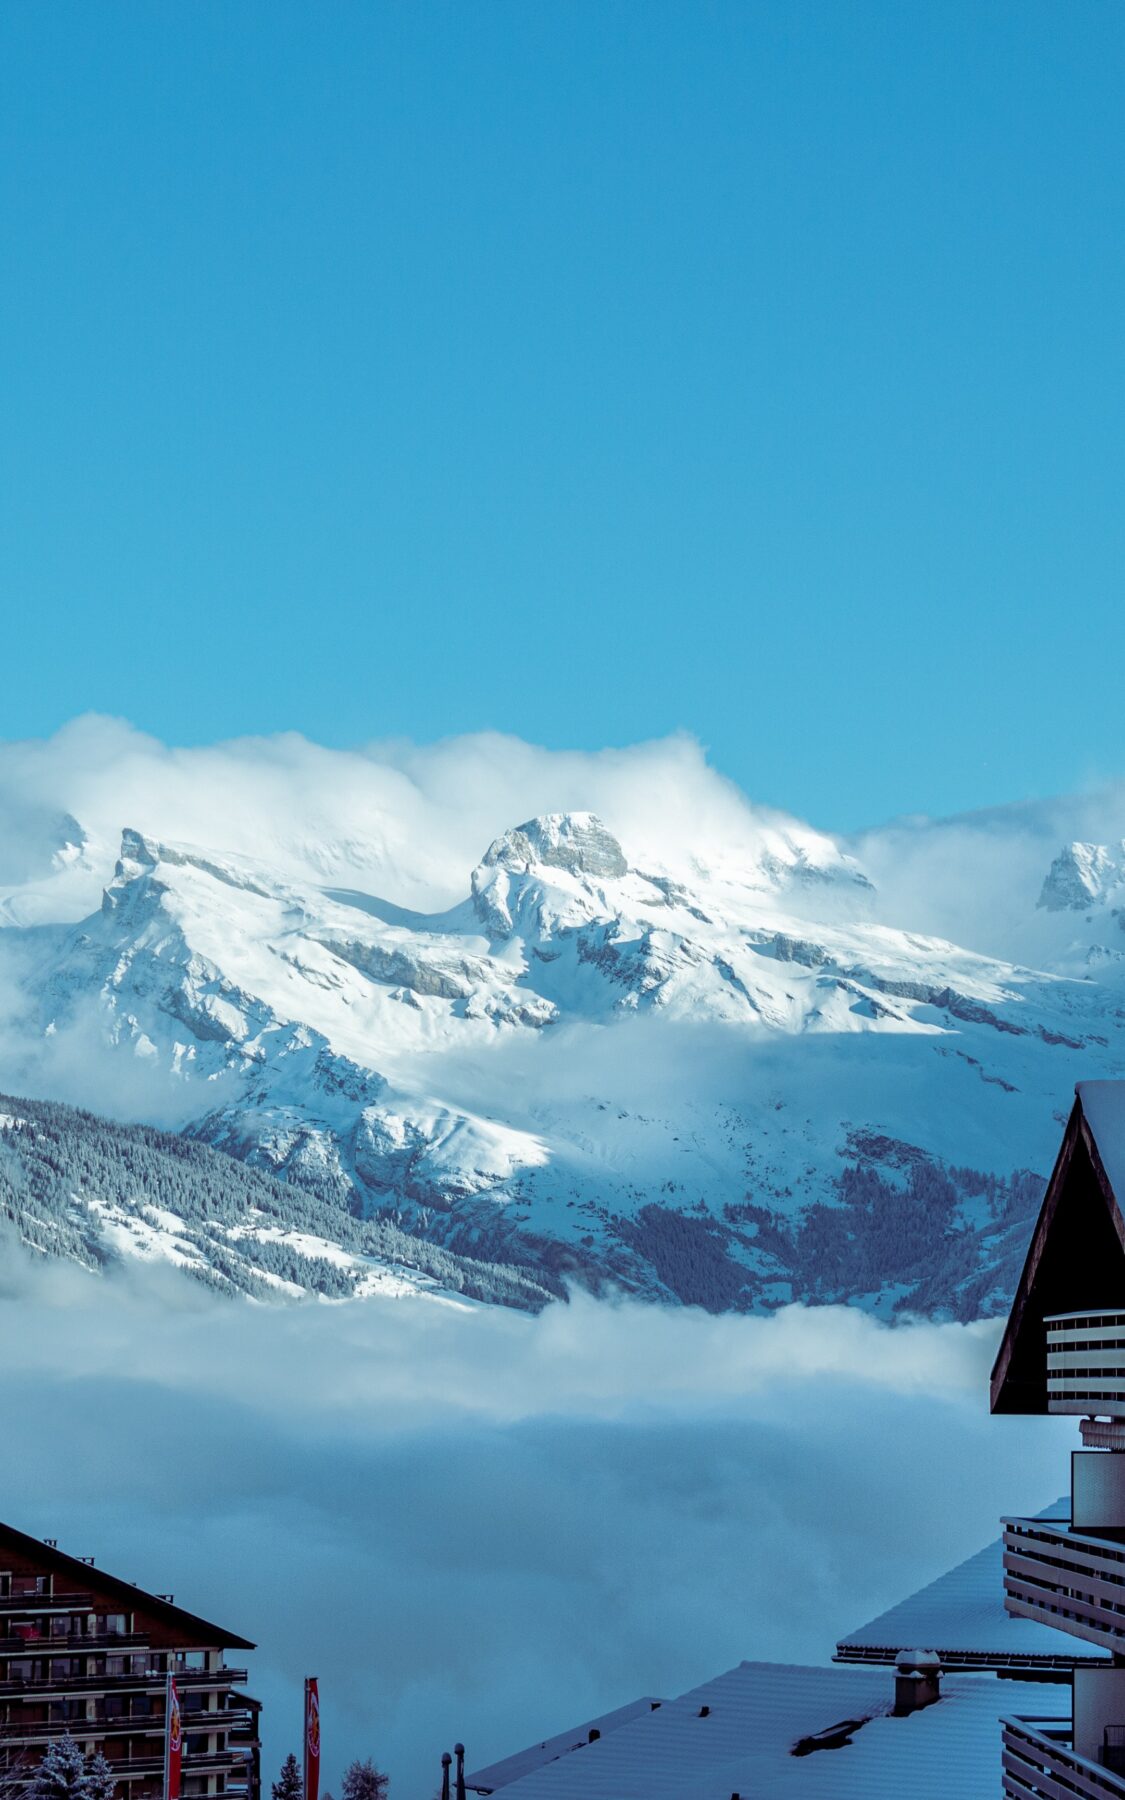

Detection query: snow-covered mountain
xmin=0 ymin=1091 xmax=552 ymax=1309
xmin=7 ymin=740 xmax=1125 ymax=1319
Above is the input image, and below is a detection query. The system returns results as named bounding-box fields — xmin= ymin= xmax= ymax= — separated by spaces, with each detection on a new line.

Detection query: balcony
xmin=1004 ymin=1516 xmax=1125 ymax=1652
xmin=0 ymin=1669 xmax=248 ymax=1698
xmin=1047 ymin=1313 xmax=1125 ymax=1417
xmin=0 ymin=1632 xmax=148 ymax=1654
xmin=1003 ymin=1717 xmax=1125 ymax=1800
xmin=0 ymin=1592 xmax=97 ymax=1613
xmin=0 ymin=1711 xmax=255 ymax=1746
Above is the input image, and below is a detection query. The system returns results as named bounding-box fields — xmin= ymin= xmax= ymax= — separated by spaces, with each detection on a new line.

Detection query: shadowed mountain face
xmin=3 ymin=805 xmax=1125 ymax=1315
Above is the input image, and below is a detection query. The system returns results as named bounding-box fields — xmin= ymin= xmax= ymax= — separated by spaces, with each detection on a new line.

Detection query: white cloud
xmin=0 ymin=1255 xmax=1069 ymax=1796
xmin=5 ymin=714 xmax=1124 ymax=966
xmin=854 ymin=781 xmax=1125 ymax=959
xmin=0 ymin=716 xmax=839 ymax=919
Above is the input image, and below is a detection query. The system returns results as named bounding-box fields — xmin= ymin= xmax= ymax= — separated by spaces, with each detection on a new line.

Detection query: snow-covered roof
xmin=1077 ymin=1080 xmax=1125 ymax=1204
xmin=470 ymin=1661 xmax=1066 ymax=1799
xmin=836 ymin=1499 xmax=1105 ymax=1669
xmin=465 ymin=1696 xmax=662 ymax=1793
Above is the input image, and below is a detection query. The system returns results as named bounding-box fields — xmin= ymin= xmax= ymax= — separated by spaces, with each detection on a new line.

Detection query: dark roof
xmin=991 ymin=1083 xmax=1125 ymax=1414
xmin=0 ymin=1519 xmax=255 ymax=1650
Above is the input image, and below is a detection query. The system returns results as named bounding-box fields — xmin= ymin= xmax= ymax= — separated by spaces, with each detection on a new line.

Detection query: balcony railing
xmin=0 ymin=1669 xmax=248 ymax=1698
xmin=0 ymin=1633 xmax=148 ymax=1654
xmin=0 ymin=1711 xmax=254 ymax=1745
xmin=1004 ymin=1516 xmax=1125 ymax=1652
xmin=0 ymin=1592 xmax=98 ymax=1613
xmin=0 ymin=1743 xmax=253 ymax=1781
xmin=1003 ymin=1717 xmax=1125 ymax=1800
xmin=1047 ymin=1312 xmax=1125 ymax=1417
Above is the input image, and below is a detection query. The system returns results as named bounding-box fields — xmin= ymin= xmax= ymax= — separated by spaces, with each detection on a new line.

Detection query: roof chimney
xmin=894 ymin=1650 xmax=942 ymax=1716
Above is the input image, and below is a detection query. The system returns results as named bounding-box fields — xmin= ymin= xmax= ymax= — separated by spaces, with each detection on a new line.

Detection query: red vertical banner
xmin=166 ymin=1674 xmax=183 ymax=1800
xmin=304 ymin=1678 xmax=320 ymax=1800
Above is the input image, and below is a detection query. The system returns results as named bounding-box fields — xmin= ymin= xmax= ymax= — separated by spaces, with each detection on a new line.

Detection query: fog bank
xmin=0 ymin=1253 xmax=1069 ymax=1795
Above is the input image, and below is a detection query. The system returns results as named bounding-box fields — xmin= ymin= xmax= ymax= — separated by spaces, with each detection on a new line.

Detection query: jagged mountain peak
xmin=480 ymin=813 xmax=629 ymax=880
xmin=471 ymin=814 xmax=632 ymax=939
xmin=1038 ymin=840 xmax=1125 ymax=912
xmin=111 ymin=828 xmax=280 ymax=905
xmin=118 ymin=826 xmax=161 ymax=870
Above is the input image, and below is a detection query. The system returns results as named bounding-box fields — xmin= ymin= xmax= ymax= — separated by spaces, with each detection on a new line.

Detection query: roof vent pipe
xmin=894 ymin=1650 xmax=942 ymax=1716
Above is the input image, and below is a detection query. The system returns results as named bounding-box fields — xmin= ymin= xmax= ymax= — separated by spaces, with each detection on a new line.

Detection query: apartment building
xmin=0 ymin=1521 xmax=260 ymax=1800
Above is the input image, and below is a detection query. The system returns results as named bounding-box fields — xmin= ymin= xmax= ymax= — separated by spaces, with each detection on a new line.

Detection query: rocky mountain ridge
xmin=5 ymin=800 xmax=1125 ymax=1315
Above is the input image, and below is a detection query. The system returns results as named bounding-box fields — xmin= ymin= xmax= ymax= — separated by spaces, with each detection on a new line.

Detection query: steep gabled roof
xmin=0 ymin=1518 xmax=255 ymax=1650
xmin=991 ymin=1082 xmax=1125 ymax=1414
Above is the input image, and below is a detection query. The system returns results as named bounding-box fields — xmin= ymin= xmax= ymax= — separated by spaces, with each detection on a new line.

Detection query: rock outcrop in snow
xmin=1038 ymin=841 xmax=1125 ymax=912
xmin=482 ymin=812 xmax=629 ymax=880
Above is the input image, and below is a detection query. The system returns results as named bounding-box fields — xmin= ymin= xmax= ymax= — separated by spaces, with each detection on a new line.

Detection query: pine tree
xmin=80 ymin=1755 xmax=115 ymax=1800
xmin=341 ymin=1758 xmax=389 ymax=1800
xmin=272 ymin=1755 xmax=303 ymax=1800
xmin=26 ymin=1738 xmax=88 ymax=1800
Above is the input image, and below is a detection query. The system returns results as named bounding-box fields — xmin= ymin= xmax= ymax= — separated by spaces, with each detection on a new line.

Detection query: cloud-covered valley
xmin=0 ymin=1250 xmax=1068 ymax=1796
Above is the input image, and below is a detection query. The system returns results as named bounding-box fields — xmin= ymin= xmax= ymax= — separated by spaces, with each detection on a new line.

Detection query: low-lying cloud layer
xmin=0 ymin=1250 xmax=1069 ymax=1796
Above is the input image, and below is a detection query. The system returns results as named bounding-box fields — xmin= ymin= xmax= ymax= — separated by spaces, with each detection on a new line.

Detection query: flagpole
xmin=165 ymin=1669 xmax=182 ymax=1800
xmin=303 ymin=1677 xmax=319 ymax=1800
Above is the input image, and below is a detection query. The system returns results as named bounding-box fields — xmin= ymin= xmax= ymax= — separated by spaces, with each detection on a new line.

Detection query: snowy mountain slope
xmin=3 ymin=785 xmax=1125 ymax=1317
xmin=0 ymin=1092 xmax=554 ymax=1309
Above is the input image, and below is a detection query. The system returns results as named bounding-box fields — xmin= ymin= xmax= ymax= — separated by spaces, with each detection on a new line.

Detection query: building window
xmin=11 ymin=1577 xmax=47 ymax=1598
xmin=8 ymin=1659 xmax=46 ymax=1681
xmin=49 ymin=1700 xmax=86 ymax=1723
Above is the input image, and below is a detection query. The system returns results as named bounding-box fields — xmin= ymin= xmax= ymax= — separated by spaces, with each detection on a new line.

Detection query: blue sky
xmin=3 ymin=1 xmax=1125 ymax=831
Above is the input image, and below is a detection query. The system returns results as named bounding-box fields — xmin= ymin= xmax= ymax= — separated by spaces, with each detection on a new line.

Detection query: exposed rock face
xmin=471 ymin=813 xmax=629 ymax=936
xmin=481 ymin=813 xmax=629 ymax=880
xmin=1038 ymin=842 xmax=1125 ymax=911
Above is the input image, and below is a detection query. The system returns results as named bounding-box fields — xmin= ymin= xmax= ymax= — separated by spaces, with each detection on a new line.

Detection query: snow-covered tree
xmin=79 ymin=1754 xmax=115 ymax=1800
xmin=26 ymin=1737 xmax=88 ymax=1800
xmin=271 ymin=1755 xmax=303 ymax=1800
xmin=0 ymin=1754 xmax=31 ymax=1800
xmin=340 ymin=1759 xmax=388 ymax=1800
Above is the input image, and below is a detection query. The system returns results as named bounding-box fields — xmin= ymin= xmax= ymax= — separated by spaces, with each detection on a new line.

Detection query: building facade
xmin=992 ymin=1081 xmax=1125 ymax=1800
xmin=0 ymin=1521 xmax=260 ymax=1800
